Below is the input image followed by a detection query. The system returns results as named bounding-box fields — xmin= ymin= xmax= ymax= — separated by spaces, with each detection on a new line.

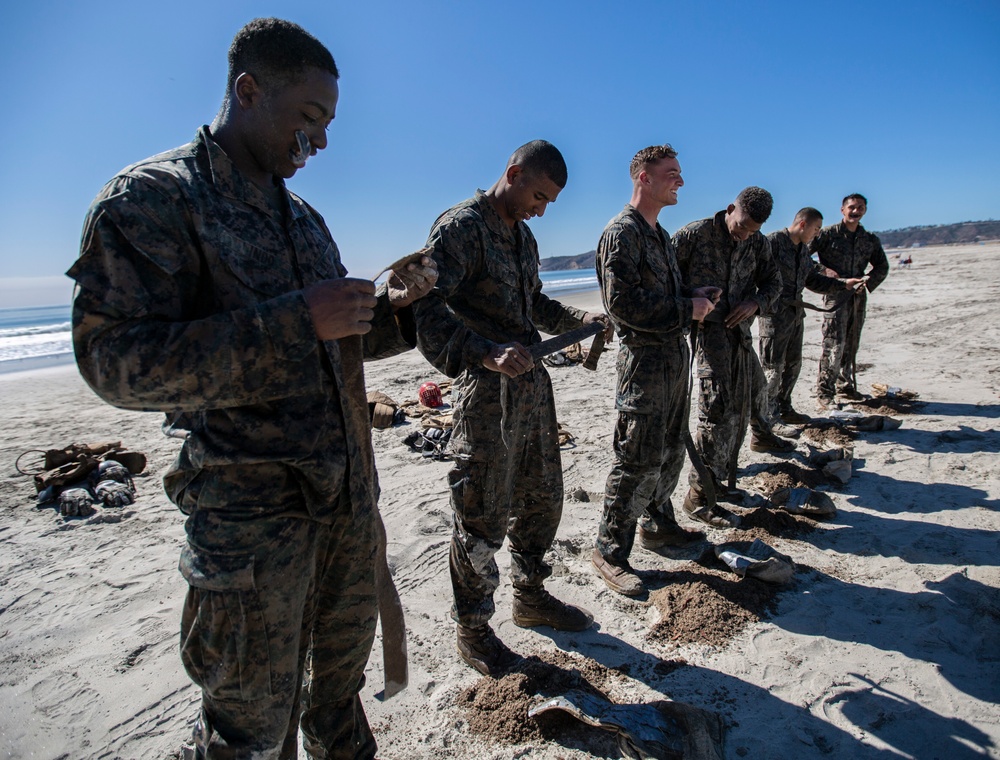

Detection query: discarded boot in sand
xmin=770 ymin=487 xmax=837 ymax=518
xmin=714 ymin=539 xmax=795 ymax=584
xmin=529 ymin=688 xmax=725 ymax=760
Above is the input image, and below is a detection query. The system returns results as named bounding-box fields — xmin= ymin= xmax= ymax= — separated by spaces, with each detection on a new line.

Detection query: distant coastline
xmin=539 ymin=219 xmax=1000 ymax=271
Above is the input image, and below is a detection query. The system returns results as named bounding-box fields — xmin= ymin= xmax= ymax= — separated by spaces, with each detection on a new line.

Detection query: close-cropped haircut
xmin=227 ymin=18 xmax=339 ymax=91
xmin=629 ymin=144 xmax=678 ymax=180
xmin=509 ymin=140 xmax=568 ymax=188
xmin=735 ymin=186 xmax=774 ymax=224
xmin=842 ymin=193 xmax=868 ymax=206
xmin=793 ymin=207 xmax=823 ymax=225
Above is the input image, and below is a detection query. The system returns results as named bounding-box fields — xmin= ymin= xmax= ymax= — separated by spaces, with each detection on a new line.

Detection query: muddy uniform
xmin=413 ymin=190 xmax=587 ymax=628
xmin=594 ymin=206 xmax=694 ymax=564
xmin=810 ymin=222 xmax=889 ymax=399
xmin=760 ymin=229 xmax=849 ymax=417
xmin=674 ymin=212 xmax=781 ymax=493
xmin=69 ymin=127 xmax=415 ymax=759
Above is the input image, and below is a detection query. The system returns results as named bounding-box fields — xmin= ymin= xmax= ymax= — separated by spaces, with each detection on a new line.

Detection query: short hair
xmin=842 ymin=193 xmax=868 ymax=207
xmin=629 ymin=144 xmax=678 ymax=181
xmin=735 ymin=186 xmax=773 ymax=224
xmin=509 ymin=140 xmax=568 ymax=188
xmin=227 ymin=18 xmax=338 ymax=92
xmin=793 ymin=207 xmax=823 ymax=225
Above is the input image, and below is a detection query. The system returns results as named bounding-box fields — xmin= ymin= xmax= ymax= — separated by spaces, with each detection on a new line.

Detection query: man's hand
xmin=582 ymin=311 xmax=614 ymax=341
xmin=843 ymin=276 xmax=867 ymax=291
xmin=483 ymin=342 xmax=534 ymax=378
xmin=691 ymin=297 xmax=715 ymax=322
xmin=304 ymin=278 xmax=378 ymax=340
xmin=692 ymin=286 xmax=722 ymax=304
xmin=724 ymin=299 xmax=759 ymax=328
xmin=387 ymin=252 xmax=438 ymax=309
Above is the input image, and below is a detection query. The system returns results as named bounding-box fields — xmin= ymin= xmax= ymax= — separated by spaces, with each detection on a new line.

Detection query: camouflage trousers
xmin=597 ymin=340 xmax=690 ymax=564
xmin=758 ymin=306 xmax=805 ymax=417
xmin=447 ymin=365 xmax=562 ymax=628
xmin=817 ymin=289 xmax=867 ymax=399
xmin=179 ymin=500 xmax=378 ymax=759
xmin=689 ymin=325 xmax=758 ymax=492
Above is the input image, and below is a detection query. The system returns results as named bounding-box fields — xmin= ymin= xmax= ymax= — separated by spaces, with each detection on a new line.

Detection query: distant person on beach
xmin=413 ymin=141 xmax=609 ymax=675
xmin=673 ymin=187 xmax=784 ymax=529
xmin=590 ymin=144 xmax=719 ymax=597
xmin=810 ymin=193 xmax=889 ymax=408
xmin=68 ymin=18 xmax=436 ymax=759
xmin=759 ymin=208 xmax=864 ymax=425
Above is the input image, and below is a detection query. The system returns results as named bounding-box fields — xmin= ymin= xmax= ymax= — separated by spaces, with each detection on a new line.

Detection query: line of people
xmin=66 ymin=18 xmax=888 ymax=759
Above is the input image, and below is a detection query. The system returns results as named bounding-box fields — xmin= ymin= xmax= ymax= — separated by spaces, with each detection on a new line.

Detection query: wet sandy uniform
xmin=413 ymin=190 xmax=586 ymax=627
xmin=760 ymin=228 xmax=849 ymax=416
xmin=810 ymin=221 xmax=889 ymax=398
xmin=674 ymin=211 xmax=781 ymax=492
xmin=69 ymin=127 xmax=414 ymax=758
xmin=594 ymin=206 xmax=694 ymax=564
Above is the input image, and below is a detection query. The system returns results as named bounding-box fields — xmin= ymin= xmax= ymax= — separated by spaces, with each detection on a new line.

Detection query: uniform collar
xmin=198 ymin=126 xmax=301 ymax=218
xmin=474 ymin=189 xmax=520 ymax=242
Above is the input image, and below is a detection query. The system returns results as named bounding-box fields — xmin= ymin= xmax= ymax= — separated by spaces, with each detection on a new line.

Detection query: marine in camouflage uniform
xmin=810 ymin=194 xmax=889 ymax=405
xmin=673 ymin=188 xmax=782 ymax=527
xmin=414 ymin=142 xmax=602 ymax=675
xmin=67 ymin=20 xmax=436 ymax=760
xmin=589 ymin=145 xmax=719 ymax=597
xmin=760 ymin=209 xmax=858 ymax=423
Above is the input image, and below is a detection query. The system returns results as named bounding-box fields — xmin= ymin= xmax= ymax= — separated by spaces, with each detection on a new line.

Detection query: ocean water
xmin=0 ymin=305 xmax=73 ymax=373
xmin=0 ymin=269 xmax=597 ymax=374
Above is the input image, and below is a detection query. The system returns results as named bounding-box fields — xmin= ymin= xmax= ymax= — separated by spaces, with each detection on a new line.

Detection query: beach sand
xmin=1 ymin=242 xmax=998 ymax=758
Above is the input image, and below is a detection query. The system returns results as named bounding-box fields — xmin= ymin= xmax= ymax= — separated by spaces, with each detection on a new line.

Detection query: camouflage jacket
xmin=766 ymin=229 xmax=847 ymax=310
xmin=413 ymin=190 xmax=587 ymax=378
xmin=673 ymin=211 xmax=781 ymax=342
xmin=68 ymin=127 xmax=414 ymax=520
xmin=809 ymin=222 xmax=889 ymax=292
xmin=597 ymin=205 xmax=692 ymax=348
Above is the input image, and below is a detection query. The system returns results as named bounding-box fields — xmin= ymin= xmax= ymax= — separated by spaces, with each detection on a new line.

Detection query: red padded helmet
xmin=419 ymin=382 xmax=443 ymax=408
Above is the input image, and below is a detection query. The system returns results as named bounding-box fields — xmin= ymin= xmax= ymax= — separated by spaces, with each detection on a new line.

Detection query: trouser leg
xmin=839 ymin=291 xmax=867 ymax=391
xmin=507 ymin=368 xmax=561 ymax=590
xmin=642 ymin=354 xmax=690 ymax=533
xmin=777 ymin=316 xmax=804 ymax=411
xmin=299 ymin=506 xmax=379 ymax=760
xmin=817 ymin=304 xmax=849 ymax=399
xmin=598 ymin=411 xmax=662 ymax=564
xmin=179 ymin=511 xmax=330 ymax=759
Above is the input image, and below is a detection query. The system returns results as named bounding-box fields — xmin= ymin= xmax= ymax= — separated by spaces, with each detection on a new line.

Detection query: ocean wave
xmin=0 ymin=320 xmax=73 ymax=339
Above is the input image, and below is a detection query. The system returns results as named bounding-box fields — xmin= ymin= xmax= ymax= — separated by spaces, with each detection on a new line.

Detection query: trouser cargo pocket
xmin=179 ymin=543 xmax=273 ymax=702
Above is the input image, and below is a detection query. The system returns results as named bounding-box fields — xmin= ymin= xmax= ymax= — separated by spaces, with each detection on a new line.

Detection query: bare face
xmin=725 ymin=204 xmax=762 ymax=242
xmin=244 ymin=66 xmax=340 ymax=181
xmin=503 ymin=166 xmax=562 ymax=224
xmin=842 ymin=198 xmax=867 ymax=226
xmin=801 ymin=218 xmax=823 ymax=245
xmin=643 ymin=157 xmax=684 ymax=207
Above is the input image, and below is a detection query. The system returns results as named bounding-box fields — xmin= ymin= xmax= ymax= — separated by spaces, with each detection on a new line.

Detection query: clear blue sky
xmin=2 ymin=0 xmax=998 ymax=308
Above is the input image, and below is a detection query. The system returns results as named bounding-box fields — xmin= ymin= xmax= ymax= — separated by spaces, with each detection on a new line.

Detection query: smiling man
xmin=590 ymin=144 xmax=719 ymax=597
xmin=673 ymin=187 xmax=784 ymax=528
xmin=810 ymin=193 xmax=889 ymax=408
xmin=68 ymin=18 xmax=436 ymax=759
xmin=413 ymin=141 xmax=608 ymax=675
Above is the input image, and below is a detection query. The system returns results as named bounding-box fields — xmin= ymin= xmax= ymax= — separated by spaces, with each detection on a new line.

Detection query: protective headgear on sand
xmin=419 ymin=382 xmax=443 ymax=408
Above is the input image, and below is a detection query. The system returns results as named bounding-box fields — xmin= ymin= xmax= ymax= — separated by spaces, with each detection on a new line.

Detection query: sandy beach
xmin=1 ymin=242 xmax=998 ymax=759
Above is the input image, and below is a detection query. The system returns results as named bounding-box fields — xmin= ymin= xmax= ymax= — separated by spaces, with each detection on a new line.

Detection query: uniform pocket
xmin=178 ymin=545 xmax=273 ymax=702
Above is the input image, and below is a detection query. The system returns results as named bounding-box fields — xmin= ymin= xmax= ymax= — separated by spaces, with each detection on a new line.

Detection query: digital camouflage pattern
xmin=759 ymin=229 xmax=849 ymax=416
xmin=673 ymin=212 xmax=781 ymax=491
xmin=594 ymin=206 xmax=694 ymax=564
xmin=413 ymin=190 xmax=586 ymax=627
xmin=810 ymin=222 xmax=889 ymax=398
xmin=69 ymin=127 xmax=414 ymax=758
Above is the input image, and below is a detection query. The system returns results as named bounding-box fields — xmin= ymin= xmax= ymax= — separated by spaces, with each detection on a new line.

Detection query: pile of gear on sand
xmin=366 ymin=343 xmax=589 ymax=460
xmin=16 ymin=441 xmax=147 ymax=518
